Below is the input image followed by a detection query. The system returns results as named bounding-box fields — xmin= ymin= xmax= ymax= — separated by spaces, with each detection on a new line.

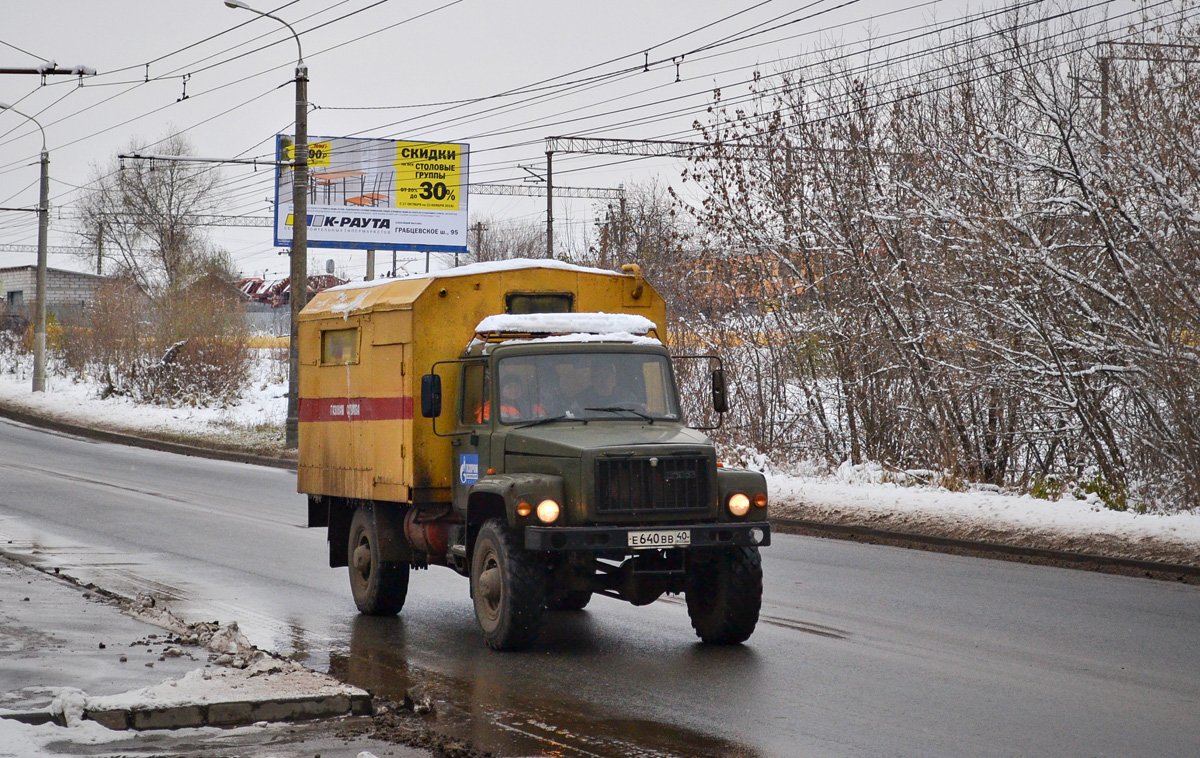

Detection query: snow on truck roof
xmin=476 ymin=312 xmax=655 ymax=335
xmin=473 ymin=312 xmax=662 ymax=348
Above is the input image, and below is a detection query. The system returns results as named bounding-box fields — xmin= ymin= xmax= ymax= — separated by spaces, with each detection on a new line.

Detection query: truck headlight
xmin=536 ymin=499 xmax=560 ymax=523
xmin=728 ymin=493 xmax=751 ymax=517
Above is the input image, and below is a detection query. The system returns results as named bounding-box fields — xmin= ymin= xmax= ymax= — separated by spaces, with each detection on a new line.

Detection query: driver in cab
xmin=495 ymin=376 xmax=546 ymax=423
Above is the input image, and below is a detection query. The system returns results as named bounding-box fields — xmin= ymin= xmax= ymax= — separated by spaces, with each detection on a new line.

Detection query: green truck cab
xmin=420 ymin=313 xmax=770 ymax=649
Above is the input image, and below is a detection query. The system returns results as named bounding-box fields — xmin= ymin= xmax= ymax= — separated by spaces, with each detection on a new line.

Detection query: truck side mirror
xmin=421 ymin=374 xmax=442 ymax=418
xmin=711 ymin=368 xmax=729 ymax=414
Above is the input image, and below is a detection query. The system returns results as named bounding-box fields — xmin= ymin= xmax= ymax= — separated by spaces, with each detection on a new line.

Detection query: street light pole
xmin=34 ymin=143 xmax=48 ymax=393
xmin=0 ymin=103 xmax=49 ymax=392
xmin=225 ymin=0 xmax=308 ymax=448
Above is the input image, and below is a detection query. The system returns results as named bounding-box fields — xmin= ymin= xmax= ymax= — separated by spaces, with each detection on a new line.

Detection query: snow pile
xmin=206 ymin=621 xmax=252 ymax=657
xmin=205 ymin=621 xmax=261 ymax=668
xmin=48 ymin=689 xmax=88 ymax=728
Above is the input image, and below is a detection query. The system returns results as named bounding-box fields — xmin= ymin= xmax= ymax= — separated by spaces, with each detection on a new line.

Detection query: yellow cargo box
xmin=297 ymin=259 xmax=665 ymax=505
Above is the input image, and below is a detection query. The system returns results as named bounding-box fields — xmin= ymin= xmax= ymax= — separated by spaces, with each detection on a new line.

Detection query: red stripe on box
xmin=299 ymin=396 xmax=414 ymax=423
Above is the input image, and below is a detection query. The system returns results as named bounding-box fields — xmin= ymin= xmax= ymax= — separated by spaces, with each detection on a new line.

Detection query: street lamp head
xmin=0 ymin=102 xmax=45 ymax=150
xmin=221 ymin=0 xmax=302 ymax=64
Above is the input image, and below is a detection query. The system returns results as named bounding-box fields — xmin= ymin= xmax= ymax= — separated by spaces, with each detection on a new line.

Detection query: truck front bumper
xmin=524 ymin=522 xmax=770 ymax=552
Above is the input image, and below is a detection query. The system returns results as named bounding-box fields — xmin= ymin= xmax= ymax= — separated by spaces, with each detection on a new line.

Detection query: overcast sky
xmin=0 ymin=0 xmax=1159 ymax=280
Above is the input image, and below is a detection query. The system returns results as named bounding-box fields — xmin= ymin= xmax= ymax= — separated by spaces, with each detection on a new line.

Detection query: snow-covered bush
xmin=0 ymin=317 xmax=27 ymax=375
xmin=59 ymin=276 xmax=250 ymax=406
xmin=678 ymin=3 xmax=1200 ymax=512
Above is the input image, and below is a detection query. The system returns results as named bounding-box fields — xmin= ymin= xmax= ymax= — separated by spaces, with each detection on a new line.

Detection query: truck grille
xmin=595 ymin=456 xmax=709 ymax=514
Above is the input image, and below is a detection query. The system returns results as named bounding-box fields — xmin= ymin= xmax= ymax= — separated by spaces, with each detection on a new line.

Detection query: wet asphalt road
xmin=0 ymin=417 xmax=1198 ymax=757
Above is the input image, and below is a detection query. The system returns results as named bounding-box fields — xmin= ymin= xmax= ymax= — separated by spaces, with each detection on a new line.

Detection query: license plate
xmin=628 ymin=529 xmax=691 ymax=549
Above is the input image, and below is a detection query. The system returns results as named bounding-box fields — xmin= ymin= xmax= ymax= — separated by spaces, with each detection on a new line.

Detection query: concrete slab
xmin=1 ymin=555 xmax=370 ymax=733
xmin=83 ymin=661 xmax=371 ymax=731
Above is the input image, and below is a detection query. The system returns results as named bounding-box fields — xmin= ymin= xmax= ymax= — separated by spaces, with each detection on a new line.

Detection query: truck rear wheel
xmin=348 ymin=508 xmax=409 ymax=616
xmin=471 ymin=518 xmax=545 ymax=650
xmin=685 ymin=547 xmax=762 ymax=644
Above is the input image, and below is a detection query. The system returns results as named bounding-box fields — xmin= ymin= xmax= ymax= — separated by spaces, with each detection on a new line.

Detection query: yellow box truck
xmin=300 ymin=259 xmax=769 ymax=649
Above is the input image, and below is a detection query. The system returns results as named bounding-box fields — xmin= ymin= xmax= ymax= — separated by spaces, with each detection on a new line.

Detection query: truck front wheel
xmin=685 ymin=547 xmax=762 ymax=644
xmin=471 ymin=518 xmax=545 ymax=650
xmin=348 ymin=507 xmax=410 ymax=616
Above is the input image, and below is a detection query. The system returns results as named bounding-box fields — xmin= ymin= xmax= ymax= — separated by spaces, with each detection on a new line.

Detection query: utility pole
xmin=1 ymin=66 xmax=94 ymax=394
xmin=225 ymin=0 xmax=308 ymax=449
xmin=618 ymin=191 xmax=627 ymax=259
xmin=95 ymin=218 xmax=104 ymax=275
xmin=545 ymin=151 xmax=554 ymax=259
xmin=472 ymin=221 xmax=487 ymax=261
xmin=1100 ymin=46 xmax=1111 ymax=156
xmin=289 ymin=44 xmax=309 ymax=450
xmin=33 ymin=142 xmax=48 ymax=392
xmin=365 ymin=249 xmax=375 ymax=281
xmin=0 ymin=104 xmax=50 ymax=392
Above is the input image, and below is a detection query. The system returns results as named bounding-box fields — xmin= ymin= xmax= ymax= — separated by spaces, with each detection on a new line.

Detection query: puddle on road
xmin=329 ymin=615 xmax=762 ymax=758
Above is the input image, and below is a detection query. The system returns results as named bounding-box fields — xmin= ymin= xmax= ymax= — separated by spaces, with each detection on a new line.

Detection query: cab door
xmin=453 ymin=361 xmax=493 ymax=512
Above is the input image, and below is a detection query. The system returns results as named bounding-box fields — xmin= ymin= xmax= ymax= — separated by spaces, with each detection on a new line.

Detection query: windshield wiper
xmin=585 ymin=406 xmax=656 ymax=423
xmin=516 ymin=413 xmax=580 ymax=429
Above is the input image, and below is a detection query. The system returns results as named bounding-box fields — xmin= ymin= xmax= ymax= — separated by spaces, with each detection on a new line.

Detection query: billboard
xmin=273 ymin=135 xmax=469 ymax=253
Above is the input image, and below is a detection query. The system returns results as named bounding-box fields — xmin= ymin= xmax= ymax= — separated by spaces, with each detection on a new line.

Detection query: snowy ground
xmin=767 ymin=466 xmax=1200 ymax=567
xmin=1 ymin=350 xmax=1197 ymax=568
xmin=0 ymin=350 xmax=291 ymax=457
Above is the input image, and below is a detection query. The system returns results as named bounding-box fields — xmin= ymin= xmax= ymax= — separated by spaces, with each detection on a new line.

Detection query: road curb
xmin=1 ymin=692 xmax=372 ymax=731
xmin=84 ymin=691 xmax=373 ymax=730
xmin=771 ymin=516 xmax=1200 ymax=582
xmin=0 ymin=401 xmax=296 ymax=470
xmin=0 ymin=710 xmax=57 ymax=726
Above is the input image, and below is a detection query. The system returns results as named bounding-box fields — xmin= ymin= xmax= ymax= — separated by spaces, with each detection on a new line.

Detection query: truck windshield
xmin=496 ymin=352 xmax=681 ymax=424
